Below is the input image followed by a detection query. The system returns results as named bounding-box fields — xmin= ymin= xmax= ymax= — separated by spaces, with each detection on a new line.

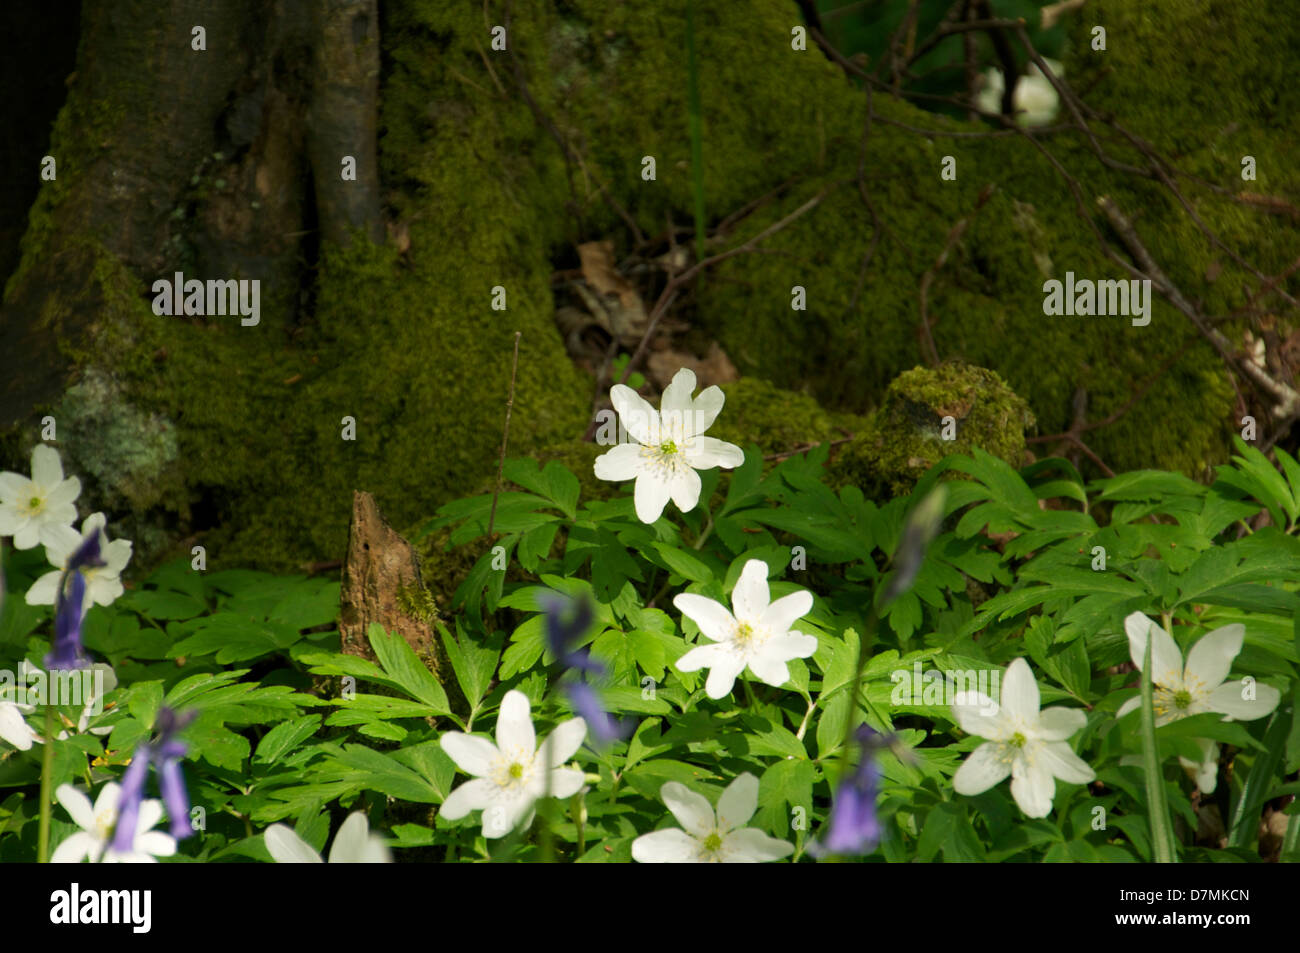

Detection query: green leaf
xmin=366 ymin=623 xmax=451 ymax=713
xmin=335 ymin=745 xmax=442 ymax=803
xmin=439 ymin=621 xmax=500 ymax=709
xmin=254 ymin=715 xmax=323 ymax=764
xmin=649 ymin=543 xmax=714 ymax=584
xmin=126 ymin=680 xmax=165 ymax=728
xmin=1228 ymin=708 xmax=1293 ymax=848
xmin=503 ymin=458 xmax=580 ymax=519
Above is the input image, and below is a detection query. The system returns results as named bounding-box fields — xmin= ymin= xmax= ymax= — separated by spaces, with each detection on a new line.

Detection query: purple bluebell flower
xmin=812 ymin=725 xmax=886 ymax=857
xmin=543 ymin=593 xmax=630 ymax=745
xmin=113 ymin=706 xmax=197 ymax=850
xmin=44 ymin=530 xmax=105 ymax=671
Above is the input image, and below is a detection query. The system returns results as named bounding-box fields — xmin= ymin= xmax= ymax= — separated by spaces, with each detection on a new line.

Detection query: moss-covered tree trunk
xmin=2 ymin=0 xmax=1295 ymax=574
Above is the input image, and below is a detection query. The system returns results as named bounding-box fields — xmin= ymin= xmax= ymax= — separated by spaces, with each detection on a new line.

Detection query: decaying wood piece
xmin=339 ymin=490 xmax=441 ymax=676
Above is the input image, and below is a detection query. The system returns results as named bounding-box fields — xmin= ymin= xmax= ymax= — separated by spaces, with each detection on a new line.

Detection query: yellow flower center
xmin=29 ymin=496 xmax=43 ymax=512
xmin=508 ymin=762 xmax=524 ymax=779
xmin=701 ymin=831 xmax=723 ymax=855
xmin=660 ymin=440 xmax=678 ymax=455
xmin=1009 ymin=732 xmax=1027 ymax=748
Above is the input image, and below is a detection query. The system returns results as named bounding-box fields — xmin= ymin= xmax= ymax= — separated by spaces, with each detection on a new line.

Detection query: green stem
xmin=794 ymin=695 xmax=816 ymax=741
xmin=823 ymin=602 xmax=882 ymax=847
xmin=574 ymin=791 xmax=586 ymax=858
xmin=38 ymin=705 xmax=54 ymax=863
xmin=692 ymin=508 xmax=714 ymax=551
xmin=1142 ymin=613 xmax=1177 ymax=863
xmin=1282 ymin=802 xmax=1300 ymax=861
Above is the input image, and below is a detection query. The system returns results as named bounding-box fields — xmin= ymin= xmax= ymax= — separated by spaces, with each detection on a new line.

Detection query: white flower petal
xmin=45 ymin=478 xmax=80 ymax=508
xmin=721 ymin=827 xmax=793 ymax=863
xmin=13 ymin=522 xmax=40 ymax=550
xmin=439 ymin=778 xmax=499 ymax=821
xmin=746 ymin=652 xmax=790 ymax=688
xmin=610 ymin=385 xmax=659 ymax=446
xmin=674 ymin=643 xmax=728 ymax=673
xmin=1184 ymin=624 xmax=1244 ymax=694
xmin=92 ymin=782 xmax=122 ymax=820
xmin=1035 ymin=706 xmax=1086 ymax=741
xmin=327 ymin=814 xmax=391 ymax=862
xmin=731 ymin=559 xmax=771 ymax=623
xmin=686 ymin=385 xmax=726 ymax=438
xmin=633 ymin=473 xmax=673 ymax=523
xmin=0 ymin=704 xmax=35 ymax=750
xmin=265 ymin=824 xmax=324 ymax=863
xmin=953 ymin=742 xmax=1011 ymax=795
xmin=759 ymin=631 xmax=818 ymax=663
xmin=55 ymin=784 xmax=95 ymax=831
xmin=1038 ymin=741 xmax=1095 ymax=785
xmin=685 ymin=435 xmax=745 ymax=470
xmin=1009 ymin=762 xmax=1056 ymax=818
xmin=667 ymin=466 xmax=702 ymax=514
xmin=136 ymin=799 xmax=164 ymax=834
xmin=0 ymin=472 xmax=29 ymax=501
xmin=632 ymin=828 xmax=701 ymax=863
xmin=495 ymin=690 xmax=536 ymax=760
xmin=1206 ymin=681 xmax=1281 ymax=721
xmin=31 ymin=445 xmax=64 ymax=487
xmin=592 ymin=443 xmax=645 ymax=482
xmin=715 ymin=773 xmax=759 ymax=832
xmin=1125 ymin=612 xmax=1185 ymax=689
xmin=1000 ymin=658 xmax=1040 ymax=723
xmin=758 ymin=590 xmax=813 ymax=636
xmin=50 ymin=831 xmax=96 ymax=864
xmin=1179 ymin=739 xmax=1220 ymax=795
xmin=25 ymin=570 xmax=60 ymax=606
xmin=951 ymin=693 xmax=1005 ymax=738
xmin=673 ymin=595 xmax=735 ymax=642
xmin=547 ymin=766 xmax=586 ymax=800
xmin=658 ymin=368 xmax=698 ymax=442
xmin=703 ymin=655 xmax=747 ymax=699
xmin=659 ymin=782 xmax=714 ymax=838
xmin=133 ymin=831 xmax=177 ymax=858
xmin=439 ymin=733 xmax=499 ymax=777
xmin=540 ymin=717 xmax=587 ymax=768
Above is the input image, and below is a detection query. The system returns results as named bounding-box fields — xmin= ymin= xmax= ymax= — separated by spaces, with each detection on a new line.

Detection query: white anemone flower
xmin=0 ymin=700 xmax=36 ymax=751
xmin=0 ymin=445 xmax=81 ymax=551
xmin=593 ymin=367 xmax=745 ymax=523
xmin=1181 ymin=738 xmax=1220 ymax=795
xmin=951 ymin=657 xmax=1095 ymax=818
xmin=265 ymin=812 xmax=392 ymax=863
xmin=976 ymin=58 xmax=1064 ymax=127
xmin=439 ymin=690 xmax=587 ymax=838
xmin=51 ymin=782 xmax=176 ymax=863
xmin=632 ymin=773 xmax=793 ymax=863
xmin=673 ymin=558 xmax=817 ymax=699
xmin=1116 ymin=613 xmax=1282 ymax=726
xmin=26 ymin=513 xmax=133 ymax=611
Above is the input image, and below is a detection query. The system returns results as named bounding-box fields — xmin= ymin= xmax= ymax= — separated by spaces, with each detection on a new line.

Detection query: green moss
xmin=395 ymin=582 xmax=441 ymax=628
xmin=5 ymin=0 xmax=1292 ymax=577
xmin=832 ymin=363 xmax=1034 ymax=497
xmin=707 ymin=378 xmax=867 ymax=456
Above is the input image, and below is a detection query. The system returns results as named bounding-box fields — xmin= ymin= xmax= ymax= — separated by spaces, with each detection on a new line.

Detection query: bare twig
xmin=488 ymin=332 xmax=522 ymax=538
xmin=1098 ymin=196 xmax=1300 ymax=419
